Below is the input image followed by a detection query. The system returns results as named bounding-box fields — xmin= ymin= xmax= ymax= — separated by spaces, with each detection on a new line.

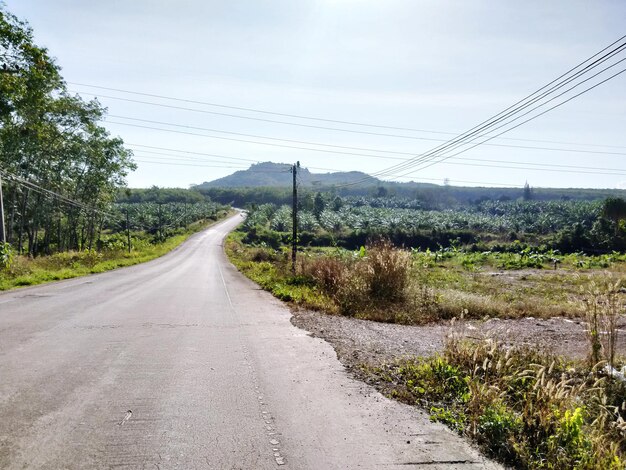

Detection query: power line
xmin=136 ymin=149 xmax=623 ymax=184
xmin=404 ymin=66 xmax=626 ymax=178
xmin=131 ymin=146 xmax=626 ymax=176
xmin=108 ymin=115 xmax=626 ymax=159
xmin=69 ymin=81 xmax=626 ymax=150
xmin=126 ymin=143 xmax=626 ymax=176
xmin=109 ymin=121 xmax=435 ymax=160
xmin=430 ymin=160 xmax=626 ymax=177
xmin=134 ymin=158 xmax=248 ymax=169
xmin=367 ymin=41 xmax=626 ymax=181
xmin=72 ymin=38 xmax=626 ymax=190
xmin=78 ymin=92 xmax=447 ymax=143
xmin=128 ymin=145 xmax=260 ymax=164
xmin=0 ymin=167 xmax=119 ymax=219
xmin=68 ymin=82 xmax=478 ymax=133
xmin=124 ymin=130 xmax=626 ymax=180
xmin=134 ymin=159 xmax=523 ymax=188
xmin=338 ymin=36 xmax=626 ymax=187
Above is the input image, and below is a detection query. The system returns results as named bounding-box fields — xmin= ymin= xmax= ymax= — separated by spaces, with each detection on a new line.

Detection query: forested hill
xmin=195 ymin=162 xmax=373 ymax=188
xmin=194 ymin=162 xmax=626 ymax=207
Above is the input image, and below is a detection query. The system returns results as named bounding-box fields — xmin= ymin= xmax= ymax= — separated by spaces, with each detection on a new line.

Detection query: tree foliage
xmin=242 ymin=196 xmax=626 ymax=254
xmin=601 ymin=197 xmax=626 ymax=235
xmin=0 ymin=6 xmax=135 ymax=255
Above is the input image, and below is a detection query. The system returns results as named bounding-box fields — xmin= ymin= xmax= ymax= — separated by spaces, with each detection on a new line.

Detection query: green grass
xmin=0 ymin=212 xmax=233 ymax=291
xmin=225 ymin=232 xmax=335 ymax=311
xmin=363 ymin=339 xmax=626 ymax=469
xmin=225 ymin=234 xmax=624 ymax=322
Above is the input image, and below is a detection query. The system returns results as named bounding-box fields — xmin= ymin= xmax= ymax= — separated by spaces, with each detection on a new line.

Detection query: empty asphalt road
xmin=0 ymin=214 xmax=499 ymax=469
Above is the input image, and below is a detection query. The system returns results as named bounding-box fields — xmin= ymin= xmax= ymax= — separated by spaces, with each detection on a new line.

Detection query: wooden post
xmin=126 ymin=209 xmax=131 ymax=253
xmin=0 ymin=173 xmax=6 ymax=244
xmin=291 ymin=162 xmax=299 ymax=274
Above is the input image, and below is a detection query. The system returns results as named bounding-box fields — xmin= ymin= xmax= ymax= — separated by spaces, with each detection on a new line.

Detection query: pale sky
xmin=4 ymin=0 xmax=626 ymax=189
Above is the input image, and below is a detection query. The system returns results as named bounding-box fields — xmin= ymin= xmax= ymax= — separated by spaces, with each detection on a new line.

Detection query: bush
xmin=334 ymin=265 xmax=371 ymax=316
xmin=0 ymin=242 xmax=14 ymax=270
xmin=301 ymin=241 xmax=411 ymax=315
xmin=364 ymin=240 xmax=411 ymax=301
xmin=249 ymin=247 xmax=278 ymax=262
xmin=368 ymin=339 xmax=626 ymax=469
xmin=302 ymin=256 xmax=346 ymax=294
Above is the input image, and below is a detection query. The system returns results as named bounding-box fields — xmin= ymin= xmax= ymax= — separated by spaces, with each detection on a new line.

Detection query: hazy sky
xmin=4 ymin=0 xmax=626 ymax=189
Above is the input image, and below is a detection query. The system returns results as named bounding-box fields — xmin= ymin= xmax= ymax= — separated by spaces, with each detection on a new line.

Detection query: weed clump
xmin=369 ymin=337 xmax=626 ymax=469
xmin=582 ymin=276 xmax=623 ymax=370
xmin=301 ymin=240 xmax=411 ymax=317
xmin=302 ymin=256 xmax=346 ymax=294
xmin=365 ymin=240 xmax=411 ymax=301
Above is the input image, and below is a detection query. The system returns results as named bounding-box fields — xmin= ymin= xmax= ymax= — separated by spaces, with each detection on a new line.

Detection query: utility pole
xmin=0 ymin=67 xmax=17 ymax=244
xmin=291 ymin=161 xmax=299 ymax=274
xmin=0 ymin=173 xmax=6 ymax=244
xmin=157 ymin=203 xmax=163 ymax=242
xmin=125 ymin=209 xmax=131 ymax=253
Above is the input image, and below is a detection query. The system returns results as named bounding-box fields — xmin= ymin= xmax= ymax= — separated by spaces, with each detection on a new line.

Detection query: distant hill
xmin=195 ymin=162 xmax=375 ymax=188
xmin=194 ymin=161 xmax=626 ymax=207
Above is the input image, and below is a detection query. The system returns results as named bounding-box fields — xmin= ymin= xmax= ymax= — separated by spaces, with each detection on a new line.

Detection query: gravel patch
xmin=291 ymin=308 xmax=626 ymax=371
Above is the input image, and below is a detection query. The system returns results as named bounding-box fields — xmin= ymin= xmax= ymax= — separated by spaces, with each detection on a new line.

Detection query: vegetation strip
xmin=0 ymin=208 xmax=232 ymax=291
xmin=227 ymin=197 xmax=626 ymax=468
xmin=361 ymin=336 xmax=625 ymax=469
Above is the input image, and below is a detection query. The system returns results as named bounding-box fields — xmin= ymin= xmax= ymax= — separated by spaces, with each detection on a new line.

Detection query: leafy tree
xmin=0 ymin=5 xmax=135 ymax=255
xmin=313 ymin=192 xmax=325 ymax=220
xmin=522 ymin=182 xmax=532 ymax=201
xmin=601 ymin=197 xmax=626 ymax=236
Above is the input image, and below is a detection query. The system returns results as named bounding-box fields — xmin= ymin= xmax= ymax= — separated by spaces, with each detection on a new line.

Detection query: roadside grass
xmin=226 ymin=233 xmax=425 ymax=322
xmin=361 ymin=337 xmax=626 ymax=469
xmin=225 ymin=232 xmax=333 ymax=311
xmin=225 ymin=233 xmax=625 ymax=322
xmin=226 ymin=226 xmax=626 ymax=468
xmin=0 ymin=211 xmax=232 ymax=291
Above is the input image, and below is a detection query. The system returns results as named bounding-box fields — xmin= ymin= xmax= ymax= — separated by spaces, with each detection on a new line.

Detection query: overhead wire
xmin=108 ymin=117 xmax=626 ymax=160
xmin=107 ymin=114 xmax=626 ymax=156
xmin=133 ymin=146 xmax=626 ymax=182
xmin=0 ymin=167 xmax=119 ymax=219
xmin=69 ymin=82 xmax=626 ymax=150
xmin=401 ymin=66 xmax=626 ymax=178
xmin=364 ymin=40 xmax=626 ymax=181
xmin=125 ymin=143 xmax=626 ymax=178
xmin=335 ymin=36 xmax=626 ymax=187
xmin=73 ymin=49 xmax=626 ymax=150
xmin=134 ymin=154 xmax=626 ymax=177
xmin=69 ymin=36 xmax=626 ymax=189
xmin=129 ymin=144 xmax=626 ymax=177
xmin=133 ymin=159 xmax=523 ymax=187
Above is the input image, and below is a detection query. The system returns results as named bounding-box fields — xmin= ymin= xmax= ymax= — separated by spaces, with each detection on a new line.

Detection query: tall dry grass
xmin=582 ymin=276 xmax=624 ymax=370
xmin=302 ymin=240 xmax=411 ymax=316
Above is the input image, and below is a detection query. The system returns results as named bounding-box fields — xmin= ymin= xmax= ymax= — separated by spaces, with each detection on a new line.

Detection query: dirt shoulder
xmin=291 ymin=308 xmax=626 ymax=372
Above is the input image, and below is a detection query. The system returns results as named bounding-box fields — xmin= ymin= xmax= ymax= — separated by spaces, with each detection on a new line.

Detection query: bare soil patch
xmin=291 ymin=308 xmax=626 ymax=372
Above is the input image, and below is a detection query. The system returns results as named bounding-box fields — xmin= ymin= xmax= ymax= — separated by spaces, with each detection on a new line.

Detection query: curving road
xmin=0 ymin=214 xmax=499 ymax=469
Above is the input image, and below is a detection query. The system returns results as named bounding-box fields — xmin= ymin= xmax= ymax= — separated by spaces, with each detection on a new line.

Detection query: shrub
xmin=249 ymin=247 xmax=278 ymax=262
xmin=301 ymin=241 xmax=411 ymax=315
xmin=0 ymin=242 xmax=14 ymax=270
xmin=476 ymin=401 xmax=522 ymax=462
xmin=334 ymin=265 xmax=371 ymax=316
xmin=302 ymin=256 xmax=346 ymax=294
xmin=368 ymin=338 xmax=626 ymax=469
xmin=364 ymin=240 xmax=411 ymax=301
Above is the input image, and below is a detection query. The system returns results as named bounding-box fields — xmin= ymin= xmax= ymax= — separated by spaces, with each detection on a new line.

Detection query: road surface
xmin=0 ymin=214 xmax=499 ymax=469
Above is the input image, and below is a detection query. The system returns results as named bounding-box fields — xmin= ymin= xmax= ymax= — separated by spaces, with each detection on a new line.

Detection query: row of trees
xmin=242 ymin=197 xmax=626 ymax=254
xmin=0 ymin=6 xmax=135 ymax=256
xmin=200 ymin=184 xmax=626 ymax=211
